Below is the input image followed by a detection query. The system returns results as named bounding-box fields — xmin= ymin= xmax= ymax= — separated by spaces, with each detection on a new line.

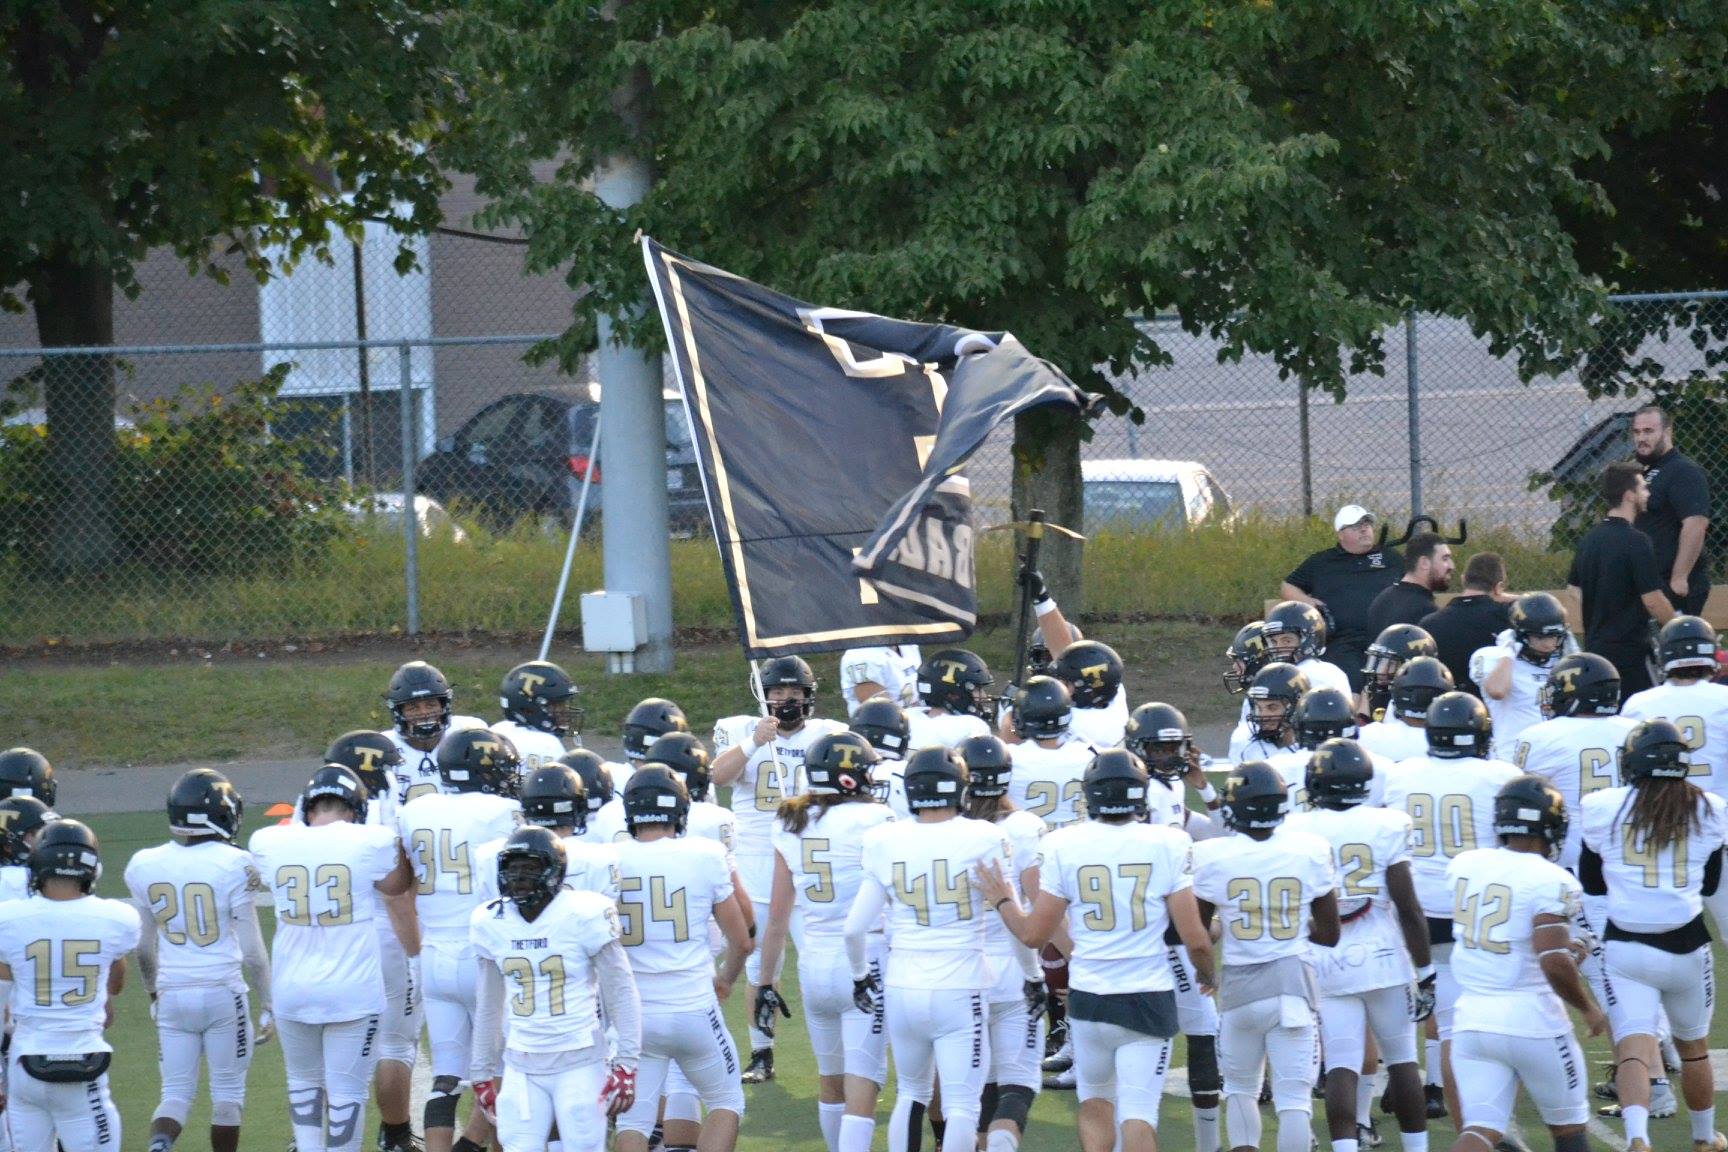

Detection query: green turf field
xmin=80 ymin=807 xmax=1703 ymax=1151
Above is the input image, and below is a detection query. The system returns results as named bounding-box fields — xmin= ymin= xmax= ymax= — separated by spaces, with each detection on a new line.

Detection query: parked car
xmin=1080 ymin=458 xmax=1234 ymax=529
xmin=416 ymin=386 xmax=708 ymax=533
xmin=344 ymin=493 xmax=469 ymax=544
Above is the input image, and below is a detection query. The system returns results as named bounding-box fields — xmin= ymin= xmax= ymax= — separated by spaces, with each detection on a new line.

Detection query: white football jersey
xmin=0 ymin=895 xmax=141 ymax=1055
xmin=247 ymin=820 xmax=401 ymax=1023
xmin=124 ymin=839 xmax=259 ymax=991
xmin=1621 ymin=680 xmax=1728 ymax=796
xmin=0 ymin=866 xmax=28 ymax=904
xmin=1298 ymin=659 xmax=1353 ymax=697
xmin=713 ymin=716 xmax=846 ymax=857
xmin=490 ymin=721 xmax=566 ymax=776
xmin=385 ymin=716 xmax=487 ymax=803
xmin=576 ymin=798 xmax=628 ymax=847
xmin=871 ymin=761 xmax=911 ymax=821
xmin=1381 ymin=755 xmax=1521 ymax=917
xmin=1040 ymin=820 xmax=1193 ymax=994
xmin=474 ymin=833 xmax=621 ymax=904
xmin=1145 ymin=776 xmax=1189 ymax=831
xmin=1514 ymin=715 xmax=1638 ymax=868
xmin=1069 ymin=685 xmax=1131 ymax=747
xmin=1286 ymin=806 xmax=1415 ymax=995
xmin=860 ymin=817 xmax=1013 ymax=990
xmin=1470 ymin=645 xmax=1553 ymax=760
xmin=397 ymin=792 xmax=522 ymax=941
xmin=613 ymin=836 xmax=734 ymax=1011
xmin=1007 ymin=736 xmax=1095 ymax=828
xmin=840 ymin=646 xmax=922 ymax=716
xmin=906 ymin=708 xmax=991 ymax=751
xmin=769 ymin=801 xmax=897 ymax=940
xmin=1227 ymin=727 xmax=1289 ymax=765
xmin=983 ymin=810 xmax=1046 ymax=995
xmin=687 ymin=800 xmax=739 ymax=870
xmin=1194 ymin=827 xmax=1335 ymax=968
xmin=1358 ymin=720 xmax=1428 ymax=764
xmin=1446 ymin=847 xmax=1581 ymax=1037
xmin=1266 ymin=747 xmax=1392 ymax=811
xmin=1580 ymin=786 xmax=1728 ymax=932
xmin=470 ymin=887 xmax=620 ymax=1056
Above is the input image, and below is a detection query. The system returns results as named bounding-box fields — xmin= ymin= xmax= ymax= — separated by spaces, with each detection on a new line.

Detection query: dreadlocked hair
xmin=778 ymin=790 xmax=870 ymax=835
xmin=1619 ymin=776 xmax=1706 ymax=855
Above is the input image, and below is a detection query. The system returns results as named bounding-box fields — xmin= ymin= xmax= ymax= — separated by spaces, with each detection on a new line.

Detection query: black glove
xmin=1022 ymin=978 xmax=1048 ymax=1020
xmin=1019 ymin=564 xmax=1048 ymax=604
xmin=852 ymin=971 xmax=882 ymax=1016
xmin=753 ymin=985 xmax=792 ymax=1036
xmin=1411 ymin=967 xmax=1437 ymax=1022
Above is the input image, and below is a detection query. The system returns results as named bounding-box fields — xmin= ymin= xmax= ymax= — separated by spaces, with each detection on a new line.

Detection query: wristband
xmin=993 ymin=897 xmax=1011 ymax=911
xmin=1198 ymin=783 xmax=1218 ymax=803
xmin=1034 ymin=597 xmax=1059 ymax=618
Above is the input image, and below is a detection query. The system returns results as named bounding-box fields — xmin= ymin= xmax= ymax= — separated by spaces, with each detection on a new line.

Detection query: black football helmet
xmin=167 ymin=768 xmax=244 ymax=841
xmin=1013 ymin=676 xmax=1073 ymax=740
xmin=1363 ymin=623 xmax=1437 ymax=716
xmin=496 ymin=825 xmax=568 ymax=917
xmin=385 ymin=661 xmax=453 ymax=741
xmin=1220 ymin=762 xmax=1290 ymax=832
xmin=1658 ymin=615 xmax=1719 ymax=673
xmin=301 ymin=763 xmax=369 ymax=823
xmin=1124 ymin=702 xmax=1192 ymax=782
xmin=1084 ymin=749 xmax=1151 ymax=819
xmin=436 ymin=728 xmax=522 ymax=797
xmin=520 ymin=765 xmax=588 ymax=832
xmin=0 ymin=798 xmax=57 ymax=867
xmin=805 ymin=732 xmax=879 ymax=797
xmin=1247 ymin=662 xmax=1310 ymax=742
xmin=1509 ymin=592 xmax=1569 ymax=664
xmin=957 ymin=734 xmax=1014 ymax=798
xmin=1223 ymin=622 xmax=1272 ymax=695
xmin=1425 ymin=692 xmax=1493 ymax=759
xmin=622 ymin=698 xmax=690 ymax=761
xmin=558 ymin=749 xmax=614 ymax=814
xmin=28 ymin=818 xmax=101 ymax=894
xmin=1304 ymin=738 xmax=1374 ymax=810
xmin=622 ymin=764 xmax=690 ymax=835
xmin=759 ymin=657 xmax=818 ymax=725
xmin=1493 ymin=775 xmax=1568 ymax=857
xmin=1263 ymin=600 xmax=1327 ymax=661
xmin=646 ymin=732 xmax=713 ymax=801
xmin=851 ymin=697 xmax=911 ymax=760
xmin=499 ymin=661 xmax=583 ymax=736
xmin=916 ymin=649 xmax=995 ymax=719
xmin=1053 ymin=641 xmax=1124 ymax=709
xmin=1539 ymin=653 xmax=1621 ymax=718
xmin=1026 ymin=640 xmax=1057 ymax=681
xmin=903 ymin=746 xmax=969 ymax=811
xmin=324 ymin=730 xmax=403 ymax=799
xmin=0 ymin=748 xmax=55 ymax=807
xmin=1390 ymin=656 xmax=1454 ymax=721
xmin=1292 ymin=688 xmax=1358 ymax=750
xmin=1619 ymin=719 xmax=1693 ymax=783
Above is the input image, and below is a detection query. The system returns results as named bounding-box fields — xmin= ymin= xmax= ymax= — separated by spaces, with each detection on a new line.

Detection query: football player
xmin=0 ymin=748 xmax=55 ymax=807
xmin=613 ymin=767 xmax=753 ymax=1152
xmin=617 ymin=697 xmax=691 ymax=788
xmin=560 ymin=749 xmax=627 ymax=845
xmin=0 ymin=798 xmax=58 ymax=903
xmin=1286 ymin=741 xmax=1434 ymax=1152
xmin=1361 ymin=622 xmax=1439 ymax=723
xmin=1261 ymin=600 xmax=1354 ymax=696
xmin=711 ymin=656 xmax=845 ymax=1083
xmin=1513 ymin=653 xmax=1634 ymax=874
xmin=493 ymin=660 xmax=581 ymax=773
xmin=1443 ymin=775 xmax=1606 ymax=1152
xmin=1470 ymin=592 xmax=1573 ymax=760
xmin=1002 ymin=677 xmax=1093 ymax=829
xmin=474 ymin=765 xmax=617 ymax=901
xmin=845 ymin=747 xmax=1034 ymax=1152
xmin=1222 ymin=623 xmax=1274 ymax=762
xmin=469 ymin=827 xmax=641 ymax=1152
xmin=383 ymin=662 xmax=485 ymax=804
xmin=850 ymin=696 xmax=913 ymax=818
xmin=1229 ymin=662 xmax=1309 ymax=764
xmin=396 ymin=729 xmax=523 ymax=1152
xmin=756 ymin=732 xmax=896 ymax=1152
xmin=1379 ymin=691 xmax=1520 ymax=1128
xmin=126 ymin=770 xmax=272 ymax=1152
xmin=1020 ymin=567 xmax=1131 ymax=745
xmin=248 ymin=766 xmax=413 ymax=1152
xmin=1192 ymin=762 xmax=1340 ymax=1152
xmin=907 ymin=649 xmax=996 ymax=748
xmin=1623 ymin=616 xmax=1728 ymax=800
xmin=1358 ymin=656 xmax=1453 ymax=764
xmin=1580 ymin=721 xmax=1728 ymax=1152
xmin=1264 ymin=686 xmax=1393 ymax=809
xmin=981 ymin=749 xmax=1214 ymax=1152
xmin=839 ymin=645 xmax=922 ymax=716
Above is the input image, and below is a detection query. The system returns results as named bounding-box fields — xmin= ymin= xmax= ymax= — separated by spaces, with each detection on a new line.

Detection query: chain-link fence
xmin=2 ymin=274 xmax=1724 ymax=643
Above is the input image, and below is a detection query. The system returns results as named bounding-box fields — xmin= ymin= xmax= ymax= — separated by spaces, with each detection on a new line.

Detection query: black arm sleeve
xmin=1578 ymin=845 xmax=1607 ymax=896
xmin=1704 ymin=846 xmax=1723 ymax=897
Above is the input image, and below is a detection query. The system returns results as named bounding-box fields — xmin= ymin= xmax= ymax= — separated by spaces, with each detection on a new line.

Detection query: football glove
xmin=472 ymin=1078 xmax=499 ymax=1123
xmin=852 ymin=971 xmax=882 ymax=1015
xmin=600 ymin=1062 xmax=637 ymax=1117
xmin=255 ymin=1009 xmax=275 ymax=1047
xmin=1023 ymin=978 xmax=1048 ymax=1020
xmin=753 ymin=985 xmax=792 ymax=1037
xmin=1019 ymin=565 xmax=1048 ymax=605
xmin=1412 ymin=966 xmax=1437 ymax=1022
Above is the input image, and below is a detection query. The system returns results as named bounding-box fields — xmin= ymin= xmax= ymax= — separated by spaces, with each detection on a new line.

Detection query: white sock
xmin=1333 ymin=1140 xmax=1359 ymax=1152
xmin=1693 ymin=1107 xmax=1718 ymax=1143
xmin=1401 ymin=1130 xmax=1429 ymax=1152
xmin=747 ymin=1025 xmax=774 ymax=1052
xmin=547 ymin=1143 xmax=563 ymax=1152
xmin=818 ymin=1102 xmax=845 ymax=1152
xmin=839 ymin=1113 xmax=877 ymax=1152
xmin=1622 ymin=1103 xmax=1650 ymax=1144
xmin=985 ymin=1129 xmax=1020 ymax=1152
xmin=1357 ymin=1074 xmax=1375 ymax=1126
xmin=1194 ymin=1106 xmax=1220 ymax=1152
xmin=1424 ymin=1040 xmax=1442 ymax=1086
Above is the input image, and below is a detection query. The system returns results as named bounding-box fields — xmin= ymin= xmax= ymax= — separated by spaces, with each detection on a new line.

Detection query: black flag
xmin=643 ymin=239 xmax=1088 ymax=658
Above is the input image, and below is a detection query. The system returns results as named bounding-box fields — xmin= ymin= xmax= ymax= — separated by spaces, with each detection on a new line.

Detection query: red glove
xmin=472 ymin=1078 xmax=499 ymax=1123
xmin=600 ymin=1063 xmax=637 ymax=1118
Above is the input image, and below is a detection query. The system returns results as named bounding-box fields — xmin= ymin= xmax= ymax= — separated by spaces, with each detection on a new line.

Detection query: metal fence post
xmin=1298 ymin=378 xmax=1313 ymax=517
xmin=1406 ymin=309 xmax=1422 ymax=517
xmin=398 ymin=341 xmax=420 ymax=635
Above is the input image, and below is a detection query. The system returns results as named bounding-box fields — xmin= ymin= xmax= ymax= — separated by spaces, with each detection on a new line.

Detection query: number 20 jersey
xmin=1380 ymin=755 xmax=1521 ymax=918
xmin=123 ymin=839 xmax=258 ymax=991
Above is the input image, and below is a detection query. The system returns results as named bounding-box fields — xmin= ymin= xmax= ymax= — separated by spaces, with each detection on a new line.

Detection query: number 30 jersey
xmin=1380 ymin=755 xmax=1521 ymax=918
xmin=124 ymin=838 xmax=259 ymax=991
xmin=613 ymin=836 xmax=734 ymax=1012
xmin=1192 ymin=827 xmax=1336 ymax=968
xmin=248 ymin=821 xmax=401 ymax=1023
xmin=0 ymin=894 xmax=141 ymax=1056
xmin=769 ymin=802 xmax=896 ymax=940
xmin=1040 ymin=820 xmax=1193 ymax=994
xmin=469 ymin=887 xmax=620 ymax=1057
xmin=1445 ymin=846 xmax=1581 ymax=1037
xmin=861 ymin=817 xmax=1013 ymax=990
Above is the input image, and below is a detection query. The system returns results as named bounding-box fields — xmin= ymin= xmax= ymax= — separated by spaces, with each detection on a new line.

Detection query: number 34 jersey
xmin=0 ymin=894 xmax=141 ymax=1056
xmin=248 ymin=821 xmax=401 ymax=1024
xmin=1380 ymin=755 xmax=1521 ymax=918
xmin=1192 ymin=827 xmax=1336 ymax=968
xmin=1444 ymin=846 xmax=1581 ymax=1037
xmin=123 ymin=839 xmax=259 ymax=991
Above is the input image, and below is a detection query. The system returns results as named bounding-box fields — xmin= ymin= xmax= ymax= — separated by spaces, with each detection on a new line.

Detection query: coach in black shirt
xmin=1282 ymin=504 xmax=1403 ymax=691
xmin=1567 ymin=461 xmax=1676 ymax=695
xmin=1631 ymin=404 xmax=1713 ymax=615
xmin=1420 ymin=553 xmax=1513 ymax=696
xmin=1366 ymin=532 xmax=1454 ymax=636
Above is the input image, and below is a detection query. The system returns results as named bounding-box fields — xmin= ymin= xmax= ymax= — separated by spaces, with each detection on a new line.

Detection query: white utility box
xmin=580 ymin=591 xmax=647 ymax=653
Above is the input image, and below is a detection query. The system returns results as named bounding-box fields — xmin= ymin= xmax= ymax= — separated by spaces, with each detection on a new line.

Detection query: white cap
xmin=1333 ymin=504 xmax=1375 ymax=531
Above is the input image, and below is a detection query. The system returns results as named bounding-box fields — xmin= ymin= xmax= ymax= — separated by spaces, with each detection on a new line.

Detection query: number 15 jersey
xmin=0 ymin=895 xmax=141 ymax=1056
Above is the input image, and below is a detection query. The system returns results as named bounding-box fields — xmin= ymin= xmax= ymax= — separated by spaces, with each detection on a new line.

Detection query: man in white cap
xmin=1280 ymin=504 xmax=1404 ymax=694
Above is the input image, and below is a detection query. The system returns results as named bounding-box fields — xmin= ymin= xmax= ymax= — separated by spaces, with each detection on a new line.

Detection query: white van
xmin=1080 ymin=458 xmax=1233 ymax=529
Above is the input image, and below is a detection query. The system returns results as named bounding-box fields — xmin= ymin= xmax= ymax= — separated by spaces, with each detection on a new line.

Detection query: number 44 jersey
xmin=1380 ymin=755 xmax=1521 ymax=919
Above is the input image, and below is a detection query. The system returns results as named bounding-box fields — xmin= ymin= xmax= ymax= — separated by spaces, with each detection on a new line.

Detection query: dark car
xmin=416 ymin=389 xmax=708 ymax=532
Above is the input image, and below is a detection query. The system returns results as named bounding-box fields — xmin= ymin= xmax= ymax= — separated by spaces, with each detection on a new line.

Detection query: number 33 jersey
xmin=1192 ymin=827 xmax=1336 ymax=968
xmin=248 ymin=821 xmax=401 ymax=1023
xmin=1444 ymin=846 xmax=1581 ymax=1037
xmin=123 ymin=839 xmax=259 ymax=991
xmin=1380 ymin=755 xmax=1521 ymax=918
xmin=0 ymin=894 xmax=141 ymax=1056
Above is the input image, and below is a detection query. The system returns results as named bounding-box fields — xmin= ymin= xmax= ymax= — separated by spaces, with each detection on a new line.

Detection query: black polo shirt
xmin=1366 ymin=580 xmax=1438 ymax=637
xmin=1567 ymin=516 xmax=1662 ymax=651
xmin=1284 ymin=544 xmax=1403 ymax=648
xmin=1420 ymin=595 xmax=1513 ymax=696
xmin=1635 ymin=447 xmax=1711 ymax=579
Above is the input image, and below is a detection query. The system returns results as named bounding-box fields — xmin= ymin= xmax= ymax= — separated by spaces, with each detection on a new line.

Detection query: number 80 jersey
xmin=1380 ymin=755 xmax=1521 ymax=919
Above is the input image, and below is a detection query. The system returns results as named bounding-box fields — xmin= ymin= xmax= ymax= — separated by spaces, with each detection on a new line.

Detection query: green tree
xmin=0 ymin=0 xmax=452 ymax=570
xmin=450 ymin=0 xmax=1727 ymax=608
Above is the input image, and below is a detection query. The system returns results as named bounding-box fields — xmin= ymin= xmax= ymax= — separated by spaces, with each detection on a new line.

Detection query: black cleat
xmin=377 ymin=1125 xmax=423 ymax=1152
xmin=741 ymin=1047 xmax=774 ymax=1084
xmin=1424 ymin=1083 xmax=1447 ymax=1119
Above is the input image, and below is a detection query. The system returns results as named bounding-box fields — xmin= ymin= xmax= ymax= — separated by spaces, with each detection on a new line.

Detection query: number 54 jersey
xmin=1380 ymin=755 xmax=1521 ymax=919
xmin=613 ymin=836 xmax=735 ymax=1012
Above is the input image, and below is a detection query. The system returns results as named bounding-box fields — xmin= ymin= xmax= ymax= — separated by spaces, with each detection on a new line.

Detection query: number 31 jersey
xmin=469 ymin=887 xmax=621 ymax=1057
xmin=1380 ymin=755 xmax=1520 ymax=918
xmin=124 ymin=838 xmax=259 ymax=991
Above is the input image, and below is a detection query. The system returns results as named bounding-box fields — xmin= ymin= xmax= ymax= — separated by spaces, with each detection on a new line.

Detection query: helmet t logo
xmin=1079 ymin=663 xmax=1108 ymax=688
xmin=516 ymin=672 xmax=546 ymax=697
xmin=938 ymin=660 xmax=966 ymax=685
xmin=356 ymin=748 xmax=382 ymax=773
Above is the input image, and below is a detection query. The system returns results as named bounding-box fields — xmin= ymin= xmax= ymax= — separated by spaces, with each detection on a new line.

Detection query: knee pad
xmin=154 ymin=1095 xmax=193 ymax=1127
xmin=288 ymin=1087 xmax=325 ymax=1129
xmin=977 ymin=1083 xmax=998 ymax=1131
xmin=1187 ymin=1034 xmax=1221 ymax=1096
xmin=210 ymin=1100 xmax=244 ymax=1127
xmin=663 ymin=1092 xmax=701 ymax=1124
xmin=424 ymin=1078 xmax=462 ymax=1131
xmin=993 ymin=1084 xmax=1035 ymax=1133
xmin=326 ymin=1102 xmax=363 ymax=1152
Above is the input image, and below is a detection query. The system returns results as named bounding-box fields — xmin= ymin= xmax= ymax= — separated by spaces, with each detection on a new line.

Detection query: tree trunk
xmin=1010 ymin=407 xmax=1085 ymax=637
xmin=32 ymin=254 xmax=117 ymax=573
